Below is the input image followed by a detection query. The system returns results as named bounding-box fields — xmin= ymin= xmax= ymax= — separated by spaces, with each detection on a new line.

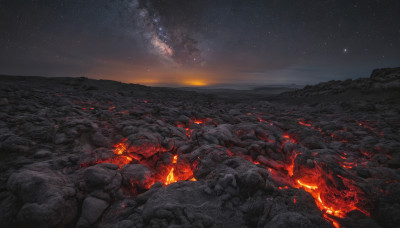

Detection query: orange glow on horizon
xmin=132 ymin=78 xmax=161 ymax=85
xmin=87 ymin=58 xmax=269 ymax=88
xmin=128 ymin=76 xmax=213 ymax=87
xmin=123 ymin=68 xmax=219 ymax=87
xmin=182 ymin=79 xmax=208 ymax=86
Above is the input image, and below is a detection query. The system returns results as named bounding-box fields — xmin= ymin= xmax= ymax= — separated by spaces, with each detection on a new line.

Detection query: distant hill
xmin=274 ymin=67 xmax=400 ymax=104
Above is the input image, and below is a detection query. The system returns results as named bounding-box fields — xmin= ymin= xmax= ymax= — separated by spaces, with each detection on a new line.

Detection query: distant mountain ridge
xmin=282 ymin=67 xmax=400 ymax=97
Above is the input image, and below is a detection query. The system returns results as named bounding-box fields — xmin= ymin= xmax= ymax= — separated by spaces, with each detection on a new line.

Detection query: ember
xmin=114 ymin=139 xmax=128 ymax=155
xmin=193 ymin=118 xmax=207 ymax=124
xmin=298 ymin=118 xmax=312 ymax=127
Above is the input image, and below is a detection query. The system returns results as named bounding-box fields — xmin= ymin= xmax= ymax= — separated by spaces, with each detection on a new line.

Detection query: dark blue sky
xmin=0 ymin=0 xmax=399 ymax=87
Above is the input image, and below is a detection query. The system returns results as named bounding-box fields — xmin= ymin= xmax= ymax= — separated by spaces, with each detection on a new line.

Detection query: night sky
xmin=1 ymin=0 xmax=399 ymax=87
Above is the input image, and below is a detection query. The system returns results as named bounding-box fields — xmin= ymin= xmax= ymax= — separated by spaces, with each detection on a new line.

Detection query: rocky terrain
xmin=0 ymin=67 xmax=399 ymax=228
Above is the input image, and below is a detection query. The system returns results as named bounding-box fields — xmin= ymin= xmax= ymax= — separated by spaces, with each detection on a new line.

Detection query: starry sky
xmin=1 ymin=0 xmax=399 ymax=87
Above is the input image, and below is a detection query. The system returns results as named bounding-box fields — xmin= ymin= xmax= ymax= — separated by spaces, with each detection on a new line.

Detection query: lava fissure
xmin=2 ymin=70 xmax=399 ymax=227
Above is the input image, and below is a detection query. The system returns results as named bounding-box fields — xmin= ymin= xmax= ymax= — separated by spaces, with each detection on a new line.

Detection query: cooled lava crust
xmin=0 ymin=68 xmax=399 ymax=228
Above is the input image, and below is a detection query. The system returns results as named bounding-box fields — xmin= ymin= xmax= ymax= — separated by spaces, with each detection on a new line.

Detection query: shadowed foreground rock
xmin=0 ymin=68 xmax=399 ymax=228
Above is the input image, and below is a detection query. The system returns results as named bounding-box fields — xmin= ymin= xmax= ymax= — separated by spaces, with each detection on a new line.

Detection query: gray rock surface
xmin=0 ymin=68 xmax=399 ymax=227
xmin=77 ymin=196 xmax=109 ymax=227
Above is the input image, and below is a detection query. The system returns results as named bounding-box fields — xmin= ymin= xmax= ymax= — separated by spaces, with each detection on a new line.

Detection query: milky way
xmin=134 ymin=0 xmax=203 ymax=67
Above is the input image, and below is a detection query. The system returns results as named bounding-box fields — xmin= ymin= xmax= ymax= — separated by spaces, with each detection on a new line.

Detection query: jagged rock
xmin=370 ymin=67 xmax=400 ymax=82
xmin=120 ymin=164 xmax=155 ymax=191
xmin=301 ymin=136 xmax=325 ymax=149
xmin=0 ymin=69 xmax=399 ymax=228
xmin=83 ymin=163 xmax=121 ymax=192
xmin=7 ymin=168 xmax=77 ymax=227
xmin=54 ymin=133 xmax=70 ymax=144
xmin=34 ymin=149 xmax=52 ymax=158
xmin=0 ymin=135 xmax=32 ymax=154
xmin=127 ymin=132 xmax=163 ymax=158
xmin=76 ymin=196 xmax=109 ymax=227
xmin=0 ymin=194 xmax=21 ymax=227
xmin=91 ymin=131 xmax=111 ymax=147
xmin=142 ymin=181 xmax=233 ymax=227
xmin=265 ymin=212 xmax=320 ymax=228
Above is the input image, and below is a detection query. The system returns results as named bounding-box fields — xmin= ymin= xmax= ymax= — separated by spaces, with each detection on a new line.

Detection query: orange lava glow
xmin=114 ymin=140 xmax=128 ymax=155
xmin=297 ymin=179 xmax=318 ymax=190
xmin=111 ymin=156 xmax=134 ymax=167
xmin=282 ymin=133 xmax=295 ymax=144
xmin=192 ymin=117 xmax=214 ymax=125
xmin=324 ymin=214 xmax=340 ymax=228
xmin=185 ymin=128 xmax=194 ymax=138
xmin=287 ymin=152 xmax=301 ymax=176
xmin=176 ymin=122 xmax=196 ymax=138
xmin=297 ymin=119 xmax=327 ymax=135
xmin=81 ymin=139 xmax=197 ymax=191
xmin=79 ymin=119 xmax=372 ymax=228
xmin=295 ymin=177 xmax=364 ymax=220
xmin=163 ymin=154 xmax=195 ymax=185
xmin=278 ymin=186 xmax=290 ymax=190
xmin=298 ymin=119 xmax=312 ymax=127
xmin=165 ymin=155 xmax=178 ymax=185
xmin=193 ymin=119 xmax=206 ymax=124
xmin=253 ymin=129 xmax=371 ymax=226
xmin=230 ymin=128 xmax=371 ymax=227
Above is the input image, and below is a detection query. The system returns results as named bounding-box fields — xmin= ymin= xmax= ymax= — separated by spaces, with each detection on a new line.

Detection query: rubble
xmin=0 ymin=68 xmax=399 ymax=227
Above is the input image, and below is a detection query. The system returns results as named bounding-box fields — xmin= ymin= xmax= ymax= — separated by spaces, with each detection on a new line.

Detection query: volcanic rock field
xmin=0 ymin=68 xmax=400 ymax=228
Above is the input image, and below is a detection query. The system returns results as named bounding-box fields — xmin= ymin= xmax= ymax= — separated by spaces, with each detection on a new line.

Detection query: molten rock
xmin=0 ymin=68 xmax=399 ymax=227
